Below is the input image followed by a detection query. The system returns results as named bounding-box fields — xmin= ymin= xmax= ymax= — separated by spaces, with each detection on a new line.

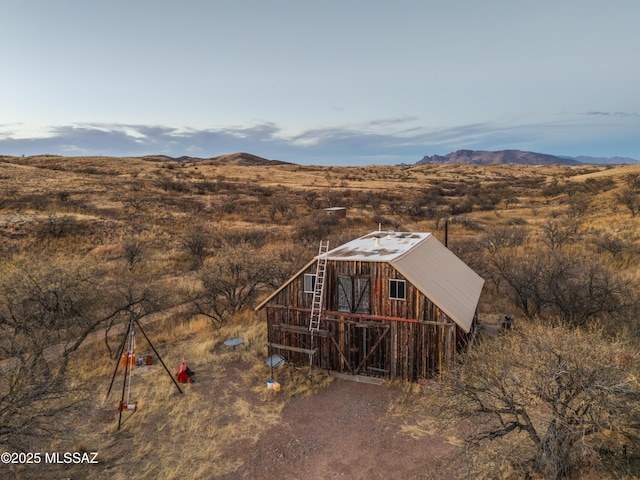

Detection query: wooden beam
xmin=328 ymin=371 xmax=384 ymax=385
xmin=266 ymin=342 xmax=318 ymax=356
xmin=271 ymin=323 xmax=328 ymax=337
xmin=328 ymin=334 xmax=353 ymax=374
xmin=265 ymin=304 xmax=455 ymax=326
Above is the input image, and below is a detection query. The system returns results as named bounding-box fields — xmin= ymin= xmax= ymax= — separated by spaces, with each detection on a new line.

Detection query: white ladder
xmin=309 ymin=240 xmax=329 ymax=333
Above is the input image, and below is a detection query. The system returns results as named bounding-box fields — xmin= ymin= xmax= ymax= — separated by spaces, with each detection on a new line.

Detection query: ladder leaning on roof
xmin=309 ymin=240 xmax=329 ymax=334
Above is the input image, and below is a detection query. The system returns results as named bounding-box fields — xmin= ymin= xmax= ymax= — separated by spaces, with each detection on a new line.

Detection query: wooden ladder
xmin=309 ymin=240 xmax=329 ymax=333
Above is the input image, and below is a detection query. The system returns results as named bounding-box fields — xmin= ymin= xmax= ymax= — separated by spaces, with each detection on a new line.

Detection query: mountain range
xmin=140 ymin=152 xmax=292 ymax=166
xmin=136 ymin=150 xmax=638 ymax=167
xmin=416 ymin=150 xmax=638 ymax=166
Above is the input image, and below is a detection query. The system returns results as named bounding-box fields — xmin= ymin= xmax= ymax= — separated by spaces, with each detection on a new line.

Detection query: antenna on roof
xmin=445 ymin=218 xmax=449 ymax=248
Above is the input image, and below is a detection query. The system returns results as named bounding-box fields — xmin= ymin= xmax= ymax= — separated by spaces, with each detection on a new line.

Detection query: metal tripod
xmin=105 ymin=313 xmax=183 ymax=430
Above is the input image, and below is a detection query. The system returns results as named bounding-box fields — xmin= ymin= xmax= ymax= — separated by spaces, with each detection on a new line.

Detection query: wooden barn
xmin=256 ymin=231 xmax=484 ymax=382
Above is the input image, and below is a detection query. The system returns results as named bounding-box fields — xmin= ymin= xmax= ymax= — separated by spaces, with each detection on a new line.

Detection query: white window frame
xmin=304 ymin=274 xmax=317 ymax=293
xmin=389 ymin=278 xmax=406 ymax=300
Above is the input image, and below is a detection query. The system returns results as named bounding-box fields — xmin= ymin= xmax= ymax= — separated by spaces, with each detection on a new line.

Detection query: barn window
xmin=389 ymin=279 xmax=406 ymax=300
xmin=337 ymin=276 xmax=370 ymax=313
xmin=304 ymin=274 xmax=316 ymax=293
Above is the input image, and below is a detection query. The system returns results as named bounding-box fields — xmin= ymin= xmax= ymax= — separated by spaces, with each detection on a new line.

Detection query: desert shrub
xmin=449 ymin=199 xmax=474 ymax=215
xmin=592 ymin=232 xmax=627 ymax=258
xmin=185 ymin=244 xmax=273 ymax=328
xmin=507 ymin=216 xmax=527 ymax=225
xmin=624 ymin=173 xmax=640 ymax=190
xmin=122 ymin=239 xmax=144 ymax=270
xmin=542 ymin=179 xmax=566 ymax=198
xmin=618 ymin=188 xmax=640 ymax=217
xmin=406 ymin=201 xmax=425 ymax=217
xmin=540 ymin=219 xmax=579 ymax=250
xmin=583 ymin=176 xmax=615 ymax=193
xmin=214 ymin=230 xmax=262 ymax=250
xmin=454 ymin=216 xmax=483 ymax=232
xmin=38 ymin=212 xmax=78 ymax=239
xmin=480 ymin=227 xmax=526 ymax=255
xmin=156 ymin=177 xmax=191 ymax=193
xmin=182 ymin=227 xmax=211 ymax=269
xmin=444 ymin=320 xmax=640 ymax=479
xmin=269 ymin=197 xmax=294 ymax=221
xmin=56 ymin=191 xmax=70 ymax=202
xmin=248 ymin=185 xmax=274 ymax=197
xmin=0 ymin=257 xmax=159 ymax=448
xmin=293 ymin=213 xmax=339 ymax=245
xmin=490 ymin=247 xmax=635 ymax=325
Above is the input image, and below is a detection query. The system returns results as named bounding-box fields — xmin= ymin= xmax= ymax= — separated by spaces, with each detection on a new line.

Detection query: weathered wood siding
xmin=265 ymin=259 xmax=475 ymax=381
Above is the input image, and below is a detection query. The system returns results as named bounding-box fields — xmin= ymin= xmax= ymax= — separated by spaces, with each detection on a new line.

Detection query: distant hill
xmin=559 ymin=155 xmax=639 ymax=165
xmin=417 ymin=150 xmax=581 ymax=166
xmin=417 ymin=150 xmax=638 ymax=166
xmin=139 ymin=152 xmax=292 ymax=166
xmin=207 ymin=152 xmax=292 ymax=166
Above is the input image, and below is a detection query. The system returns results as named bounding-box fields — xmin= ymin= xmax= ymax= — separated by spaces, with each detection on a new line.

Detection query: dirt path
xmin=218 ymin=379 xmax=463 ymax=480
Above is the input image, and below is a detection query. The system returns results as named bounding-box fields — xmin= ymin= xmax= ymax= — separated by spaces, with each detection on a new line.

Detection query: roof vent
xmin=374 ymin=236 xmax=381 ymax=246
xmin=386 ymin=230 xmax=395 ymax=239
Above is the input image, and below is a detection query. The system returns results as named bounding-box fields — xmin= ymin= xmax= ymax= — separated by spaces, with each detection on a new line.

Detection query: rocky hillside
xmin=417 ymin=149 xmax=581 ymax=166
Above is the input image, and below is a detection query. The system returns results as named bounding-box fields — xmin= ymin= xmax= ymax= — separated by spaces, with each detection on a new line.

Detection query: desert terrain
xmin=1 ymin=154 xmax=639 ymax=479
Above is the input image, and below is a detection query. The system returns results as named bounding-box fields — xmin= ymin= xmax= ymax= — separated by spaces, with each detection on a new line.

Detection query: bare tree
xmin=624 ymin=172 xmax=640 ymax=190
xmin=480 ymin=226 xmax=526 ymax=256
xmin=593 ymin=232 xmax=626 ymax=258
xmin=269 ymin=197 xmax=290 ymax=220
xmin=540 ymin=219 xmax=578 ymax=250
xmin=618 ymin=188 xmax=640 ymax=217
xmin=185 ymin=244 xmax=271 ymax=328
xmin=491 ymin=248 xmax=634 ymax=326
xmin=40 ymin=212 xmax=76 ymax=239
xmin=122 ymin=239 xmax=144 ymax=270
xmin=182 ymin=227 xmax=211 ymax=268
xmin=444 ymin=321 xmax=640 ymax=479
xmin=0 ymin=258 xmax=155 ymax=448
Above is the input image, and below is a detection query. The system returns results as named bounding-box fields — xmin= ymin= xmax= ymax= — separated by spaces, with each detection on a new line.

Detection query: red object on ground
xmin=176 ymin=362 xmax=194 ymax=383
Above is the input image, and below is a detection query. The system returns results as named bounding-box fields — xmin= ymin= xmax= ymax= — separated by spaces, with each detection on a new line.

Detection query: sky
xmin=1 ymin=0 xmax=639 ymax=165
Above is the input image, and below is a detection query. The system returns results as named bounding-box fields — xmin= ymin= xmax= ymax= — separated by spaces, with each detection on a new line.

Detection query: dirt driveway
xmin=218 ymin=379 xmax=464 ymax=480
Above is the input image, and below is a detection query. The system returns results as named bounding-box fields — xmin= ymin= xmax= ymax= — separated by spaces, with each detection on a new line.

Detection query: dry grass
xmin=18 ymin=308 xmax=337 ymax=480
xmin=2 ymin=155 xmax=640 ymax=478
xmin=26 ymin=312 xmax=290 ymax=479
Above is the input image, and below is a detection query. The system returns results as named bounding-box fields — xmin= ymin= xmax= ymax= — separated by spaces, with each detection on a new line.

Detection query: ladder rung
xmin=310 ymin=240 xmax=329 ymax=333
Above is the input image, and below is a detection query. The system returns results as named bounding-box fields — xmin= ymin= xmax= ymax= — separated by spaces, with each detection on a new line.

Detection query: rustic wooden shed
xmin=256 ymin=231 xmax=484 ymax=381
xmin=323 ymin=207 xmax=347 ymax=219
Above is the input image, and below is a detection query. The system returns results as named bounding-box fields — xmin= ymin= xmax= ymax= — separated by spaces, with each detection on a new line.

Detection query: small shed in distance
xmin=323 ymin=207 xmax=347 ymax=219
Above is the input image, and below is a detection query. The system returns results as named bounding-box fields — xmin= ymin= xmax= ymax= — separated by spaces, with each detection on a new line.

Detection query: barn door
xmin=327 ymin=321 xmax=390 ymax=377
xmin=353 ymin=323 xmax=389 ymax=376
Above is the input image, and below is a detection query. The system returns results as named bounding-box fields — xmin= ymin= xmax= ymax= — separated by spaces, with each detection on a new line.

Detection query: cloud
xmin=363 ymin=116 xmax=420 ymax=128
xmin=1 ymin=115 xmax=638 ymax=165
xmin=583 ymin=111 xmax=640 ymax=118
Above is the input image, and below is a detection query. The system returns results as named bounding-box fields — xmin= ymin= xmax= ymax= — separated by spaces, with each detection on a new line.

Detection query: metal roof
xmin=389 ymin=234 xmax=484 ymax=332
xmin=325 ymin=231 xmax=430 ymax=262
xmin=256 ymin=231 xmax=484 ymax=332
